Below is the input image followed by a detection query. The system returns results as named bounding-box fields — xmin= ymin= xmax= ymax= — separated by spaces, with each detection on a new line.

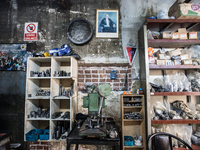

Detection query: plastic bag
xmin=157 ymin=9 xmax=169 ymax=19
xmin=147 ymin=29 xmax=154 ymax=39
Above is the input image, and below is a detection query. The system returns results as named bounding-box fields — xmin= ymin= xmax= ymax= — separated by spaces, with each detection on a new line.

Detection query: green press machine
xmin=79 ymin=83 xmax=111 ymax=137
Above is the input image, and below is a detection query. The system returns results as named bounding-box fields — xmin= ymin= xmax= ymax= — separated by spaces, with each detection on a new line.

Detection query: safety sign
xmin=24 ymin=22 xmax=38 ymax=41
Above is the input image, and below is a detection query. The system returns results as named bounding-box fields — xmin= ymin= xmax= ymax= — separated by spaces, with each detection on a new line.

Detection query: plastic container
xmin=139 ymin=88 xmax=144 ymax=94
xmin=26 ymin=129 xmax=43 ymax=141
xmin=124 ymin=136 xmax=134 ymax=146
xmin=110 ymin=70 xmax=117 ymax=79
xmin=39 ymin=129 xmax=49 ymax=140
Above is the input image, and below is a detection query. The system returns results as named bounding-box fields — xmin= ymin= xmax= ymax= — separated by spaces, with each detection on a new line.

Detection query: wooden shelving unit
xmin=24 ymin=56 xmax=78 ymax=141
xmin=139 ymin=19 xmax=200 ymax=149
xmin=121 ymin=95 xmax=146 ymax=150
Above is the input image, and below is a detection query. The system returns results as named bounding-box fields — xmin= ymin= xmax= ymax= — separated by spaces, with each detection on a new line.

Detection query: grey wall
xmin=1 ymin=0 xmax=199 ymax=149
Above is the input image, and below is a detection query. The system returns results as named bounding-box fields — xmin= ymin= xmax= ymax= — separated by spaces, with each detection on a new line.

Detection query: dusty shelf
xmin=150 ymin=92 xmax=200 ymax=96
xmin=151 ymin=119 xmax=200 ymax=124
xmin=149 ymin=65 xmax=200 ymax=70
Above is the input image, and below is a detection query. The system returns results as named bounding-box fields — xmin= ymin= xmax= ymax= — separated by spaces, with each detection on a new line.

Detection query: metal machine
xmin=79 ymin=83 xmax=111 ymax=137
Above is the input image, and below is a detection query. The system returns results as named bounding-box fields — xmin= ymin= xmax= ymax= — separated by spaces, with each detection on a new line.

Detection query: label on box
xmin=172 ymin=33 xmax=179 ymax=39
xmin=174 ymin=60 xmax=181 ymax=65
xmin=180 ymin=54 xmax=189 ymax=60
xmin=180 ymin=33 xmax=187 ymax=38
xmin=156 ymin=60 xmax=165 ymax=65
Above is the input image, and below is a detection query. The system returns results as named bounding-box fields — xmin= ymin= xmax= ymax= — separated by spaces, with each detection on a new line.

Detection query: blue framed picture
xmin=96 ymin=9 xmax=119 ymax=38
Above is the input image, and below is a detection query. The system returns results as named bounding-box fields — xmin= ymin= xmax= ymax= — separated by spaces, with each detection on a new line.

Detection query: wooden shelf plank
xmin=148 ymin=39 xmax=200 ymax=48
xmin=124 ymin=145 xmax=144 ymax=148
xmin=52 ymin=96 xmax=70 ymax=99
xmin=150 ymin=92 xmax=200 ymax=96
xmin=124 ymin=119 xmax=143 ymax=122
xmin=173 ymin=144 xmax=200 ymax=150
xmin=28 ymin=77 xmax=51 ymax=79
xmin=26 ymin=96 xmax=50 ymax=99
xmin=52 ymin=77 xmax=72 ymax=79
xmin=123 ymin=106 xmax=142 ymax=109
xmin=123 ymin=101 xmax=142 ymax=103
xmin=26 ymin=118 xmax=50 ymax=121
xmin=149 ymin=65 xmax=200 ymax=70
xmin=151 ymin=119 xmax=200 ymax=124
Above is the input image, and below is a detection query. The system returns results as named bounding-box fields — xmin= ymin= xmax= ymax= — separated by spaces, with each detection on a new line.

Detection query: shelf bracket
xmin=160 ymin=23 xmax=174 ymax=33
xmin=186 ymin=23 xmax=199 ymax=31
xmin=187 ymin=96 xmax=191 ymax=103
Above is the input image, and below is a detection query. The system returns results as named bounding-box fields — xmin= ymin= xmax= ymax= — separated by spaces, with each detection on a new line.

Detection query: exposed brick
xmin=113 ymin=86 xmax=119 ymax=90
xmin=92 ymin=75 xmax=98 ymax=78
xmin=128 ymin=65 xmax=132 ymax=68
xmin=114 ymin=79 xmax=120 ymax=82
xmin=106 ymin=70 xmax=111 ymax=73
xmin=128 ymin=79 xmax=132 ymax=83
xmin=78 ymin=79 xmax=84 ymax=82
xmin=120 ymin=70 xmax=127 ymax=73
xmin=37 ymin=146 xmax=45 ymax=149
xmin=78 ymin=75 xmax=84 ymax=78
xmin=99 ymin=70 xmax=104 ymax=73
xmin=129 ymin=73 xmax=132 ymax=78
xmin=78 ymin=70 xmax=83 ymax=74
xmin=106 ymin=79 xmax=113 ymax=82
xmin=100 ymin=79 xmax=106 ymax=82
xmin=113 ymin=83 xmax=119 ymax=86
xmin=128 ymin=69 xmax=131 ymax=73
xmin=107 ymin=74 xmax=110 ymax=78
xmin=92 ymin=79 xmax=98 ymax=82
xmin=85 ymin=70 xmax=91 ymax=74
xmin=120 ymin=79 xmax=125 ymax=82
xmin=86 ymin=75 xmax=91 ymax=78
xmin=117 ymin=74 xmax=125 ymax=78
xmin=120 ymin=83 xmax=124 ymax=86
xmin=78 ymin=83 xmax=85 ymax=87
xmin=100 ymin=74 xmax=106 ymax=78
xmin=92 ymin=70 xmax=98 ymax=73
xmin=30 ymin=146 xmax=37 ymax=149
xmin=129 ymin=83 xmax=132 ymax=87
xmin=86 ymin=79 xmax=92 ymax=82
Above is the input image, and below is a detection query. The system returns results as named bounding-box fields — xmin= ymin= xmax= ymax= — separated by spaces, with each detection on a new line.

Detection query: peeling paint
xmin=70 ymin=10 xmax=90 ymax=15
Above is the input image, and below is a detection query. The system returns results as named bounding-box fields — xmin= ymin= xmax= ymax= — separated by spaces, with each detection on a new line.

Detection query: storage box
xmin=162 ymin=32 xmax=171 ymax=39
xmin=188 ymin=32 xmax=197 ymax=39
xmin=174 ymin=60 xmax=182 ymax=65
xmin=171 ymin=32 xmax=179 ymax=39
xmin=39 ymin=129 xmax=49 ymax=140
xmin=178 ymin=28 xmax=187 ymax=39
xmin=124 ymin=136 xmax=134 ymax=146
xmin=165 ymin=60 xmax=173 ymax=65
xmin=156 ymin=60 xmax=165 ymax=65
xmin=26 ymin=129 xmax=43 ymax=141
xmin=169 ymin=2 xmax=200 ymax=19
xmin=180 ymin=54 xmax=189 ymax=60
xmin=166 ymin=55 xmax=171 ymax=60
xmin=158 ymin=54 xmax=166 ymax=60
xmin=167 ymin=48 xmax=182 ymax=57
xmin=182 ymin=59 xmax=192 ymax=65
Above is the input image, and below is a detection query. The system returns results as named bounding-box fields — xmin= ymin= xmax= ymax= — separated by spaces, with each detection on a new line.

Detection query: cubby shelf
xmin=24 ymin=56 xmax=78 ymax=142
xmin=121 ymin=95 xmax=146 ymax=150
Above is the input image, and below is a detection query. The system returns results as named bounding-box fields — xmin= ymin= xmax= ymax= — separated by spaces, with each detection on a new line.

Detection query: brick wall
xmin=28 ymin=142 xmax=50 ymax=150
xmin=78 ymin=63 xmax=132 ymax=91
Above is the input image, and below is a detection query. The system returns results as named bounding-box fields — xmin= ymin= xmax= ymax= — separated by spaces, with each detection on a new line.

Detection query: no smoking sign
xmin=24 ymin=22 xmax=38 ymax=41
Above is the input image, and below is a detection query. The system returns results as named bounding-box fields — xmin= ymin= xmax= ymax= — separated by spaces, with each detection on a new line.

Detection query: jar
xmin=139 ymin=88 xmax=143 ymax=94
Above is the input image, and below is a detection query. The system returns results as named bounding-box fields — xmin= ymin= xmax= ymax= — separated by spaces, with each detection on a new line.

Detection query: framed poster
xmin=0 ymin=44 xmax=27 ymax=71
xmin=96 ymin=9 xmax=119 ymax=38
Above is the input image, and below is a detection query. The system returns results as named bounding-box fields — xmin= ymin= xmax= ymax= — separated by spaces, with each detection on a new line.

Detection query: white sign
xmin=24 ymin=22 xmax=38 ymax=41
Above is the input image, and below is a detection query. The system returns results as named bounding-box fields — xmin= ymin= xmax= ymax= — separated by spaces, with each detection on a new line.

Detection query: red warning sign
xmin=24 ymin=22 xmax=38 ymax=41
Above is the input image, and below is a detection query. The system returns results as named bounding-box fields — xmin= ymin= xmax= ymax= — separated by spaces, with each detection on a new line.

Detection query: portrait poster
xmin=96 ymin=9 xmax=119 ymax=38
xmin=0 ymin=44 xmax=27 ymax=71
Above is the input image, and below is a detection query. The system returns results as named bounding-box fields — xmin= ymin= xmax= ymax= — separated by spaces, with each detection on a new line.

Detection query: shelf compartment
xmin=124 ymin=106 xmax=142 ymax=109
xmin=26 ymin=96 xmax=50 ymax=100
xmin=27 ymin=79 xmax=50 ymax=97
xmin=51 ymin=57 xmax=78 ymax=78
xmin=26 ymin=118 xmax=50 ymax=121
xmin=51 ymin=99 xmax=70 ymax=118
xmin=150 ymin=92 xmax=200 ymax=96
xmin=124 ymin=119 xmax=143 ymax=122
xmin=51 ymin=78 xmax=74 ymax=97
xmin=149 ymin=65 xmax=200 ymax=70
xmin=151 ymin=119 xmax=200 ymax=124
xmin=25 ymin=99 xmax=50 ymax=117
xmin=25 ymin=120 xmax=49 ymax=135
xmin=148 ymin=39 xmax=200 ymax=48
xmin=52 ymin=96 xmax=70 ymax=100
xmin=124 ymin=146 xmax=144 ymax=149
xmin=27 ymin=57 xmax=51 ymax=77
xmin=50 ymin=120 xmax=70 ymax=140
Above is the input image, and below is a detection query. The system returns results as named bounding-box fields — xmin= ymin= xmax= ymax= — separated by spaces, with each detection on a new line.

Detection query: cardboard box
xmin=178 ymin=28 xmax=187 ymax=39
xmin=165 ymin=60 xmax=173 ymax=65
xmin=182 ymin=59 xmax=192 ymax=65
xmin=148 ymin=56 xmax=156 ymax=64
xmin=156 ymin=60 xmax=165 ymax=65
xmin=166 ymin=55 xmax=171 ymax=60
xmin=188 ymin=32 xmax=197 ymax=39
xmin=180 ymin=54 xmax=189 ymax=60
xmin=174 ymin=60 xmax=182 ymax=65
xmin=169 ymin=2 xmax=200 ymax=19
xmin=162 ymin=32 xmax=171 ymax=39
xmin=171 ymin=32 xmax=179 ymax=39
xmin=167 ymin=48 xmax=182 ymax=57
xmin=158 ymin=54 xmax=166 ymax=60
